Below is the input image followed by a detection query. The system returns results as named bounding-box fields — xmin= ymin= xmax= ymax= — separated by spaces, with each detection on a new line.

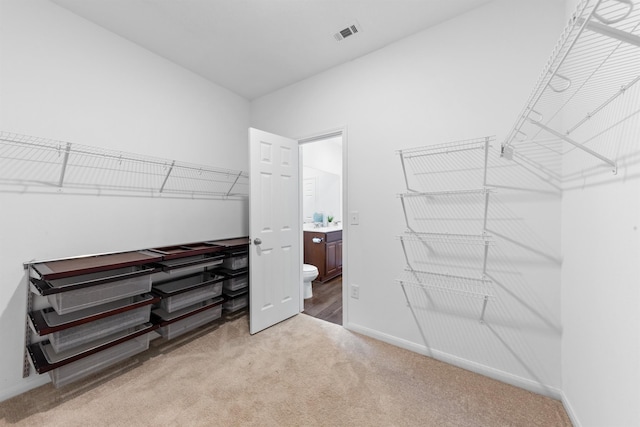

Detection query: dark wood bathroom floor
xmin=303 ymin=275 xmax=342 ymax=325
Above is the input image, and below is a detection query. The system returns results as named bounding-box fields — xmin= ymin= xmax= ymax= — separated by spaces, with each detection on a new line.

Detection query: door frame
xmin=297 ymin=127 xmax=348 ymax=326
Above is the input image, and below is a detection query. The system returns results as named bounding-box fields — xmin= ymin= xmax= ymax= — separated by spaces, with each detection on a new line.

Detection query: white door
xmin=249 ymin=128 xmax=301 ymax=334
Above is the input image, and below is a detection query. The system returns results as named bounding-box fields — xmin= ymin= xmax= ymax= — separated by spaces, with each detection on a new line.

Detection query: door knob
xmin=254 ymin=238 xmax=262 ymax=245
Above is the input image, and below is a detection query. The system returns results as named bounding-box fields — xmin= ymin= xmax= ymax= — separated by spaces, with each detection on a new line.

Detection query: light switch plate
xmin=350 ymin=211 xmax=359 ymax=225
xmin=350 ymin=284 xmax=359 ymax=299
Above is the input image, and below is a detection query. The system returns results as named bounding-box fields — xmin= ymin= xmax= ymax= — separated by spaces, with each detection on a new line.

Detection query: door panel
xmin=249 ymin=128 xmax=300 ymax=334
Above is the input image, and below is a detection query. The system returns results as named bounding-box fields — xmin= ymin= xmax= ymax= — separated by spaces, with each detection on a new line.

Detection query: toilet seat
xmin=303 ymin=264 xmax=318 ymax=275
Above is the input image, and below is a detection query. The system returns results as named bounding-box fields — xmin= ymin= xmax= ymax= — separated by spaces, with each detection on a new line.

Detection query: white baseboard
xmin=344 ymin=321 xmax=563 ymax=400
xmin=0 ymin=375 xmax=50 ymax=403
xmin=560 ymin=391 xmax=582 ymax=427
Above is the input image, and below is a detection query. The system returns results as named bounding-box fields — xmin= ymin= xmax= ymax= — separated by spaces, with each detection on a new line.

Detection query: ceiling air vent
xmin=334 ymin=23 xmax=361 ymax=41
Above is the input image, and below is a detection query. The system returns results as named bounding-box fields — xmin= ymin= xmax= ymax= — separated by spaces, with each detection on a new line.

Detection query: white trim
xmin=560 ymin=390 xmax=583 ymax=427
xmin=0 ymin=375 xmax=50 ymax=403
xmin=344 ymin=321 xmax=563 ymax=400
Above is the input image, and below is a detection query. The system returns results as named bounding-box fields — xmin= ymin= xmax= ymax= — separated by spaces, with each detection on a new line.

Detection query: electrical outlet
xmin=350 ymin=211 xmax=359 ymax=225
xmin=350 ymin=284 xmax=359 ymax=299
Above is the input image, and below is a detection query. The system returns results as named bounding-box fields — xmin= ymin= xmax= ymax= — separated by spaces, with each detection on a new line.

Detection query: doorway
xmin=299 ymin=131 xmax=345 ymax=326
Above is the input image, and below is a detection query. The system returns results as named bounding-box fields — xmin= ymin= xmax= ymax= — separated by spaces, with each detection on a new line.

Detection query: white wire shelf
xmin=396 ymin=269 xmax=493 ymax=299
xmin=502 ymin=0 xmax=640 ymax=174
xmin=398 ymin=231 xmax=493 ymax=245
xmin=0 ymin=131 xmax=248 ymax=199
xmin=398 ymin=188 xmax=493 ymax=198
xmin=396 ymin=136 xmax=492 ymax=158
xmin=397 ymin=136 xmax=495 ymax=193
xmin=398 ymin=231 xmax=491 ymax=278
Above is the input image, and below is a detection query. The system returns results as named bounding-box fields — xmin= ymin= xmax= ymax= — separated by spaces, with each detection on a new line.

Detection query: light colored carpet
xmin=0 ymin=314 xmax=571 ymax=426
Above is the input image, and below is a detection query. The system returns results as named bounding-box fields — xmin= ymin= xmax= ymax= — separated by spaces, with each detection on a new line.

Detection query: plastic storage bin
xmin=222 ymin=275 xmax=248 ymax=292
xmin=48 ymin=304 xmax=151 ymax=353
xmin=222 ymin=294 xmax=248 ymax=313
xmin=222 ymin=254 xmax=248 ymax=270
xmin=158 ymin=304 xmax=222 ymax=340
xmin=155 ymin=255 xmax=223 ymax=274
xmin=44 ymin=267 xmax=152 ymax=315
xmin=47 ymin=333 xmax=153 ymax=388
xmin=159 ymin=282 xmax=223 ymax=313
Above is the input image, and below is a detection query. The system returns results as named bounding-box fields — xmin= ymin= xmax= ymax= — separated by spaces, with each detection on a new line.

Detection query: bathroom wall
xmin=0 ymin=0 xmax=250 ymax=400
xmin=252 ymin=0 xmax=566 ymax=396
xmin=302 ymin=136 xmax=343 ymax=223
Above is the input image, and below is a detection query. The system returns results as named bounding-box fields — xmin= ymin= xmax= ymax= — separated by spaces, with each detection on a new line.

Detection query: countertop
xmin=303 ymin=224 xmax=342 ymax=233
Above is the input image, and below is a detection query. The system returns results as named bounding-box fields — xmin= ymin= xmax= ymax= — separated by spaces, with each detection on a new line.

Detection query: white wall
xmin=560 ymin=2 xmax=640 ymax=426
xmin=0 ymin=0 xmax=250 ymax=400
xmin=252 ymin=0 xmax=566 ymax=396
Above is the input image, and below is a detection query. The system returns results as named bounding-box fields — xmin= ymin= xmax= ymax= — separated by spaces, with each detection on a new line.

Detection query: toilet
xmin=302 ymin=264 xmax=319 ymax=299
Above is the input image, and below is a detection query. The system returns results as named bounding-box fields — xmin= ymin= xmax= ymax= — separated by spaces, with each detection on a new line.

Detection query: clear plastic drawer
xmin=48 ymin=304 xmax=151 ymax=353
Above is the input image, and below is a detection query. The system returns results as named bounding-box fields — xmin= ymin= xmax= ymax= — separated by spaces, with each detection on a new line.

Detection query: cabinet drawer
xmin=325 ymin=230 xmax=342 ymax=243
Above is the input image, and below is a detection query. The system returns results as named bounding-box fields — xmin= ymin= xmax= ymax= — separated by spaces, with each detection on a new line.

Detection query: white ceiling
xmin=51 ymin=0 xmax=492 ymax=100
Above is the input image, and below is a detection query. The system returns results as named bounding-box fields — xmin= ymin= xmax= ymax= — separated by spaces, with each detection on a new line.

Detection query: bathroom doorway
xmin=299 ymin=130 xmax=345 ymax=326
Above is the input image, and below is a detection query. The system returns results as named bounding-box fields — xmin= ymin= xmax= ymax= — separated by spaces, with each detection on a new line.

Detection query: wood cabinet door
xmin=336 ymin=241 xmax=343 ymax=269
xmin=326 ymin=241 xmax=338 ymax=276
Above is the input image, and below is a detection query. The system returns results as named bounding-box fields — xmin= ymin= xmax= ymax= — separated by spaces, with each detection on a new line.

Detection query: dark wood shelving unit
xmin=23 ymin=236 xmax=250 ymax=387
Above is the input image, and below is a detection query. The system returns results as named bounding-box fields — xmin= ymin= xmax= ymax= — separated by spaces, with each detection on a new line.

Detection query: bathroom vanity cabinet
xmin=24 ymin=237 xmax=249 ymax=388
xmin=304 ymin=229 xmax=342 ymax=282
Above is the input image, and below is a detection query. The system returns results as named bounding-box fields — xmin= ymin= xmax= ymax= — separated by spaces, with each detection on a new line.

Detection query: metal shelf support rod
xmin=399 ymin=152 xmax=416 ymax=192
xmin=226 ymin=171 xmax=243 ymax=197
xmin=400 ymin=197 xmax=411 ymax=230
xmin=400 ymin=238 xmax=413 ymax=270
xmin=583 ymin=18 xmax=640 ymax=47
xmin=482 ymin=242 xmax=490 ymax=277
xmin=479 ymin=295 xmax=489 ymax=324
xmin=58 ymin=143 xmax=71 ymax=188
xmin=530 ymin=119 xmax=617 ymax=173
xmin=483 ymin=137 xmax=489 ymax=186
xmin=159 ymin=160 xmax=175 ymax=193
xmin=483 ymin=192 xmax=490 ymax=232
xmin=566 ymin=75 xmax=640 ymax=135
